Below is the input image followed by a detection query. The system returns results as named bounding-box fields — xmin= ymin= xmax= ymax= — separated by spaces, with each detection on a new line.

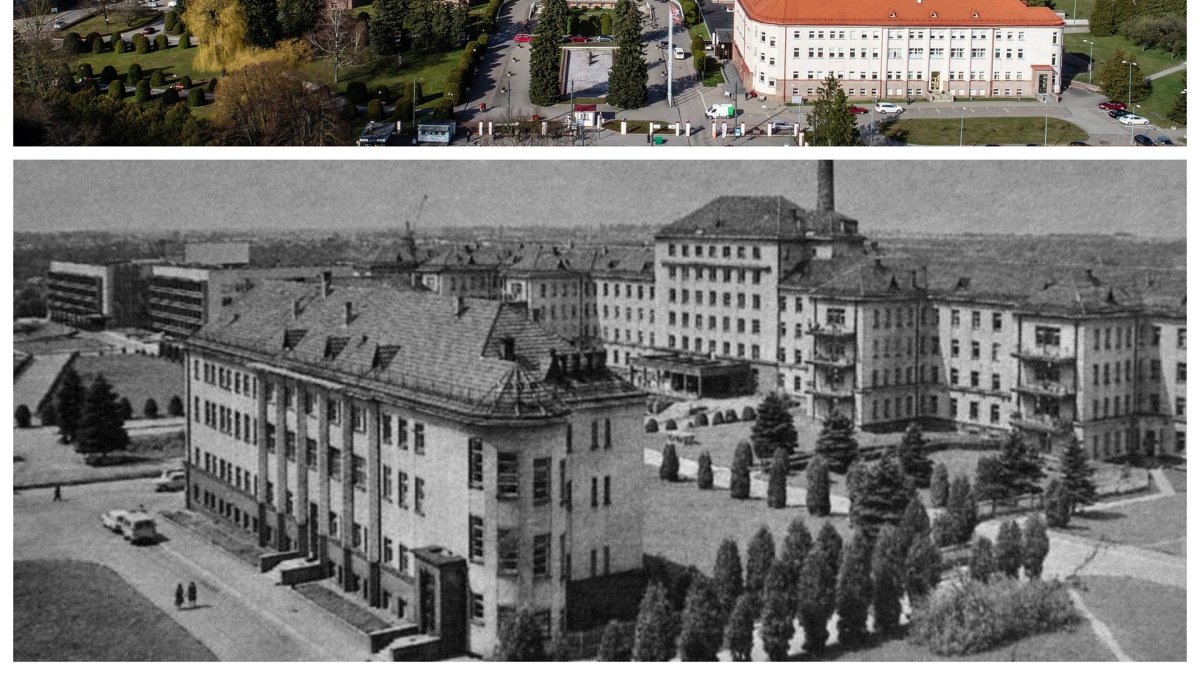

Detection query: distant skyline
xmin=13 ymin=160 xmax=1186 ymax=238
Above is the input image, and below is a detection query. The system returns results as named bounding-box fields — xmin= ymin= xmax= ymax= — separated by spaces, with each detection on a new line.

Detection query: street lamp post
xmin=1122 ymin=60 xmax=1138 ymax=107
xmin=666 ymin=0 xmax=685 ymax=108
xmin=959 ymin=107 xmax=965 ymax=146
xmin=1083 ymin=39 xmax=1093 ymax=84
xmin=1044 ymin=105 xmax=1049 ymax=146
xmin=1072 ymin=0 xmax=1077 ymax=21
xmin=1129 ymin=104 xmax=1141 ymax=145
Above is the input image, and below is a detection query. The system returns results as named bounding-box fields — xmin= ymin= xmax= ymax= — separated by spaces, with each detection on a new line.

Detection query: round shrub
xmin=179 ymin=75 xmax=192 ymax=89
xmin=155 ymin=33 xmax=169 ymax=50
xmin=85 ymin=31 xmax=102 ymax=47
xmin=341 ymin=100 xmax=359 ymax=120
xmin=187 ymin=86 xmax=205 ymax=106
xmin=150 ymin=70 xmax=165 ymax=87
xmin=742 ymin=406 xmax=757 ymax=421
xmin=345 ymin=80 xmax=368 ymax=105
xmin=91 ymin=34 xmax=106 ymax=53
xmin=107 ymin=79 xmax=124 ymax=98
xmin=77 ymin=63 xmax=94 ymax=79
xmin=112 ymin=36 xmax=126 ymax=54
xmin=78 ymin=78 xmax=100 ymax=94
xmin=99 ymin=65 xmax=118 ymax=84
xmin=431 ymin=95 xmax=454 ymax=120
xmin=374 ymin=84 xmax=390 ymax=101
xmin=664 ymin=419 xmax=677 ymax=431
xmin=711 ymin=411 xmax=725 ymax=425
xmin=644 ymin=418 xmax=659 ymax=433
xmin=693 ymin=413 xmax=709 ymax=427
xmin=392 ymin=94 xmax=413 ymax=124
xmin=135 ymin=79 xmax=151 ymax=102
xmin=164 ymin=10 xmax=178 ymax=32
xmin=725 ymin=409 xmax=739 ymax=422
xmin=179 ymin=30 xmax=191 ymax=49
xmin=366 ymin=98 xmax=385 ymax=121
xmin=206 ymin=76 xmax=218 ymax=93
xmin=15 ymin=404 xmax=32 ymax=428
xmin=127 ymin=63 xmax=143 ymax=84
xmin=63 ymin=32 xmax=83 ymax=54
xmin=162 ymin=86 xmax=180 ymax=104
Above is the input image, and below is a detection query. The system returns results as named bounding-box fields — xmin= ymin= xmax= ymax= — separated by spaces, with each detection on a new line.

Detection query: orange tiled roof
xmin=738 ymin=0 xmax=1064 ymax=27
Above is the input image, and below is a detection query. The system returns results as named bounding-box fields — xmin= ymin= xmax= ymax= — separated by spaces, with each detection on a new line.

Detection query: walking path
xmin=1068 ymin=589 xmax=1133 ymax=662
xmin=643 ymin=447 xmax=851 ymax=513
xmin=13 ymin=352 xmax=75 ymax=416
xmin=1148 ymin=62 xmax=1187 ymax=81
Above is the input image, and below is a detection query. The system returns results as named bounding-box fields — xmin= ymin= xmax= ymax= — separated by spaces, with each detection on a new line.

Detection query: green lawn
xmin=61 ymin=12 xmax=162 ymax=37
xmin=1065 ymin=494 xmax=1187 ymax=555
xmin=689 ymin=23 xmax=711 ymax=42
xmin=15 ymin=559 xmax=217 ymax=661
xmin=72 ymin=44 xmax=217 ymax=86
xmin=1063 ymin=0 xmax=1095 ymax=20
xmin=1075 ymin=575 xmax=1186 ymax=661
xmin=1139 ymin=70 xmax=1185 ymax=128
xmin=297 ymin=46 xmax=463 ymax=110
xmin=1064 ymin=33 xmax=1182 ymax=83
xmin=74 ymin=354 xmax=184 ymax=419
xmin=883 ymin=117 xmax=1089 ymax=145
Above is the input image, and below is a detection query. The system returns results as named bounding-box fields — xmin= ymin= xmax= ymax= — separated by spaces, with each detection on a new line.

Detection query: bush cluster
xmin=909 ymin=578 xmax=1077 ymax=655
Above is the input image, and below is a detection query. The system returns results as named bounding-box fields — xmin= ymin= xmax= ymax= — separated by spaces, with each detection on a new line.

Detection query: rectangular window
xmin=414 ymin=477 xmax=425 ymax=515
xmin=497 ymin=453 xmax=519 ymax=499
xmin=469 ymin=515 xmax=484 ymax=562
xmin=469 ymin=437 xmax=484 ymax=489
xmin=413 ymin=423 xmax=425 ymax=454
xmin=397 ymin=471 xmax=408 ymax=508
xmin=604 ymin=476 xmax=612 ymax=505
xmin=383 ymin=465 xmax=393 ymax=501
xmin=533 ymin=457 xmax=551 ymax=505
xmin=328 ymin=447 xmax=342 ymax=481
xmin=351 ymin=454 xmax=365 ymax=490
xmin=498 ymin=530 xmax=519 ymax=575
xmin=533 ymin=534 xmax=551 ymax=577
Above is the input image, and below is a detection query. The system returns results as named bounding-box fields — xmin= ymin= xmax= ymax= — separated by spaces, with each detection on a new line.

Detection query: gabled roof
xmin=781 ymin=255 xmax=925 ymax=299
xmin=656 ymin=196 xmax=860 ymax=241
xmin=590 ymin=247 xmax=656 ymax=281
xmin=738 ymin=0 xmax=1064 ymax=28
xmin=188 ymin=281 xmax=640 ymax=421
xmin=506 ymin=246 xmax=584 ymax=275
xmin=416 ymin=247 xmax=504 ymax=273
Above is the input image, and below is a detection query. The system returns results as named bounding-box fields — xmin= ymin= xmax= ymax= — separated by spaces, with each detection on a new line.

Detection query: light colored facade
xmin=185 ymin=281 xmax=645 ymax=657
xmin=47 ymin=260 xmax=150 ymax=329
xmin=732 ymin=0 xmax=1065 ymax=102
xmin=592 ymin=250 xmax=657 ymax=370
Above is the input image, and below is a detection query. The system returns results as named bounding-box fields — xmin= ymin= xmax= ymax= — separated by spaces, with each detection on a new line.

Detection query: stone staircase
xmin=930 ymin=92 xmax=955 ymax=103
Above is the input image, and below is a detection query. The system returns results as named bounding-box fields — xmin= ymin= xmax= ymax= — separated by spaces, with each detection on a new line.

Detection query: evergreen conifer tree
xmin=724 ymin=593 xmax=757 ymax=662
xmin=143 ymin=398 xmax=159 ymax=419
xmin=1169 ymin=75 xmax=1187 ymax=124
xmin=1044 ymin=478 xmax=1072 ymax=528
xmin=659 ymin=442 xmax=680 ymax=481
xmin=696 ymin=451 xmax=714 ymax=489
xmin=15 ymin=404 xmax=32 ymax=428
xmin=780 ymin=515 xmax=812 ymax=579
xmin=712 ymin=538 xmax=743 ymax=616
xmin=896 ymin=423 xmax=933 ymax=487
xmin=1090 ymin=0 xmax=1117 ymax=37
xmin=767 ymin=447 xmax=789 ymax=508
xmin=904 ymin=534 xmax=942 ymax=602
xmin=751 ymin=392 xmax=798 ymax=461
xmin=835 ymin=532 xmax=874 ymax=647
xmin=805 ymin=454 xmax=831 ymax=515
xmin=677 ymin=576 xmax=725 ymax=661
xmin=759 ymin=561 xmax=795 ymax=661
xmin=54 ymin=366 xmax=85 ymax=443
xmin=996 ymin=430 xmax=1046 ymax=496
xmin=797 ymin=522 xmax=842 ymax=653
xmin=529 ymin=0 xmax=569 ymax=106
xmin=896 ymin=495 xmax=931 ymax=555
xmin=870 ymin=525 xmax=906 ymax=636
xmin=597 ymin=619 xmax=632 ymax=661
xmin=1022 ymin=514 xmax=1051 ymax=579
xmin=632 ymin=582 xmax=675 ymax=661
xmin=947 ymin=475 xmax=978 ymax=544
xmin=848 ymin=451 xmax=914 ymax=538
xmin=117 ymin=397 xmax=134 ymax=421
xmin=807 ymin=74 xmax=860 ymax=146
xmin=730 ymin=440 xmax=753 ymax=499
xmin=167 ymin=395 xmax=184 ymax=417
xmin=495 ymin=606 xmax=546 ymax=661
xmin=369 ymin=0 xmax=407 ymax=55
xmin=994 ymin=520 xmax=1024 ymax=578
xmin=968 ymin=536 xmax=995 ymax=583
xmin=929 ymin=462 xmax=950 ymax=507
xmin=1060 ymin=436 xmax=1097 ymax=512
xmin=814 ymin=410 xmax=858 ymax=472
xmin=1096 ymin=48 xmax=1148 ymax=104
xmin=744 ymin=525 xmax=776 ymax=599
xmin=605 ymin=0 xmax=647 ymax=109
xmin=75 ymin=375 xmax=129 ymax=459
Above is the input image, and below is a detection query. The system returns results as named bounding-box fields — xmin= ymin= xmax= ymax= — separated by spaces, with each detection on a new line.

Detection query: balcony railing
xmin=1012 ymin=381 xmax=1077 ymax=398
xmin=808 ymin=352 xmax=855 ymax=369
xmin=1009 ymin=411 xmax=1074 ymax=434
xmin=806 ymin=322 xmax=856 ymax=339
xmin=805 ymin=380 xmax=855 ymax=399
xmin=1011 ymin=345 xmax=1075 ymax=363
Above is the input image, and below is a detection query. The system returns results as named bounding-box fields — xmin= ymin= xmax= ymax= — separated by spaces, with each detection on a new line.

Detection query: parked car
xmin=595 ymin=35 xmax=613 ymax=43
xmin=673 ymin=46 xmax=686 ymax=59
xmin=874 ymin=101 xmax=904 ymax=113
xmin=1098 ymin=101 xmax=1127 ymax=111
xmin=1068 ymin=140 xmax=1089 ymax=146
xmin=154 ymin=469 xmax=186 ymax=492
xmin=1155 ymin=135 xmax=1175 ymax=146
xmin=768 ymin=120 xmax=795 ymax=133
xmin=1132 ymin=134 xmax=1155 ymax=146
xmin=1108 ymin=109 xmax=1133 ymax=119
xmin=570 ymin=35 xmax=589 ymax=43
xmin=514 ymin=33 xmax=532 ymax=44
xmin=53 ymin=20 xmax=64 ymax=29
xmin=141 ymin=26 xmax=157 ymax=35
xmin=847 ymin=105 xmax=868 ymax=114
xmin=168 ymin=0 xmax=181 ymax=6
xmin=122 ymin=512 xmax=158 ymax=544
xmin=102 ymin=509 xmax=130 ymax=533
xmin=1119 ymin=114 xmax=1150 ymax=125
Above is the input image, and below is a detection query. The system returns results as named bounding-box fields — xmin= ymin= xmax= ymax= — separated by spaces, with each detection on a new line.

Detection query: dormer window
xmin=889 ymin=10 xmax=896 ymax=18
xmin=283 ymin=329 xmax=307 ymax=351
xmin=324 ymin=336 xmax=349 ymax=360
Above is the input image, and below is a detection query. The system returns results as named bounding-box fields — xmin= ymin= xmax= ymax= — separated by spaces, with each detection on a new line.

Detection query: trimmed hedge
xmin=366 ymin=98 xmax=385 ymax=121
xmin=150 ymin=70 xmax=165 ymax=87
xmin=186 ymin=87 xmax=206 ymax=106
xmin=644 ymin=418 xmax=659 ymax=433
xmin=179 ymin=30 xmax=191 ymax=49
xmin=99 ymin=65 xmax=118 ymax=84
xmin=910 ymin=578 xmax=1077 ymax=655
xmin=77 ymin=63 xmax=94 ymax=79
xmin=126 ymin=63 xmax=143 ymax=85
xmin=162 ymin=86 xmax=180 ymax=104
xmin=345 ymin=80 xmax=368 ymax=105
xmin=155 ymin=33 xmax=169 ymax=50
xmin=135 ymin=79 xmax=151 ymax=102
xmin=179 ymin=75 xmax=192 ymax=89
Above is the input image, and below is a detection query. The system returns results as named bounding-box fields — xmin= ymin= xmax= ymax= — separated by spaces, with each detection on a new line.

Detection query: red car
xmin=1098 ymin=101 xmax=1126 ymax=111
xmin=570 ymin=35 xmax=589 ymax=43
xmin=848 ymin=105 xmax=868 ymax=114
xmin=141 ymin=26 xmax=157 ymax=35
xmin=514 ymin=33 xmax=532 ymax=43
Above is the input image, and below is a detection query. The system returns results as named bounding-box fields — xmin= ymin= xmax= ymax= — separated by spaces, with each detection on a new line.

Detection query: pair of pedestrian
xmin=174 ymin=581 xmax=197 ymax=610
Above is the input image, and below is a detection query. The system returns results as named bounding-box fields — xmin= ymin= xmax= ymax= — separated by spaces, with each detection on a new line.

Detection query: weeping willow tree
xmin=183 ymin=0 xmax=253 ymax=73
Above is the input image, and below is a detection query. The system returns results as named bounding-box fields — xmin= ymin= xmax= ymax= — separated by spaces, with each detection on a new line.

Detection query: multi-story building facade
xmin=184 ymin=278 xmax=645 ymax=657
xmin=732 ymin=0 xmax=1065 ymax=102
xmin=591 ymin=248 xmax=657 ymax=370
xmin=46 ymin=260 xmax=152 ymax=329
xmin=415 ymin=247 xmax=506 ymax=300
xmin=502 ymin=247 xmax=595 ymax=344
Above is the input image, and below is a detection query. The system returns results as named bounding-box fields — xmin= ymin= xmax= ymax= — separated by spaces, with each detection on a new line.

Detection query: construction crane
xmin=402 ymin=194 xmax=427 ymax=258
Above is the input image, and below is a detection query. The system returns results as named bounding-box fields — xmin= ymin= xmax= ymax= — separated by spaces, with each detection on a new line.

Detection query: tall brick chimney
xmin=817 ymin=160 xmax=835 ymax=212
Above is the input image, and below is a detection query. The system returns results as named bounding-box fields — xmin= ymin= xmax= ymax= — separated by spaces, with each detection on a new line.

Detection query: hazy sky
xmin=13 ymin=160 xmax=1186 ymax=237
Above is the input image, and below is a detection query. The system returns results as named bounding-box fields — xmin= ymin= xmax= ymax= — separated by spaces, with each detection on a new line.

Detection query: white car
xmin=102 ymin=509 xmax=130 ymax=533
xmin=168 ymin=0 xmax=180 ymax=5
xmin=875 ymin=102 xmax=904 ymax=114
xmin=1118 ymin=114 xmax=1149 ymax=125
xmin=153 ymin=469 xmax=186 ymax=492
xmin=673 ymin=46 xmax=685 ymax=60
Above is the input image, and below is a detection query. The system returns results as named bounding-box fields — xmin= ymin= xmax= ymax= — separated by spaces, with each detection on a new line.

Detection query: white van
xmin=122 ymin=513 xmax=158 ymax=544
xmin=704 ymin=103 xmax=735 ymax=119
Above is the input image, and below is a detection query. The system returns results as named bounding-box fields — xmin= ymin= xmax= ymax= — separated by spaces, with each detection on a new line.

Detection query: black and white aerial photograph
xmin=10 ymin=159 xmax=1187 ymax=663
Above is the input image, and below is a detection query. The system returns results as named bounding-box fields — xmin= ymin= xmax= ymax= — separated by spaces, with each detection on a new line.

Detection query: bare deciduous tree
xmin=14 ymin=0 xmax=70 ymax=99
xmin=307 ymin=5 xmax=367 ymax=84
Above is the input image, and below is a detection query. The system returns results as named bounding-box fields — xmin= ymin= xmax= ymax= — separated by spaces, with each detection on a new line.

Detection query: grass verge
xmin=74 ymin=354 xmax=184 ymax=419
xmin=15 ymin=559 xmax=217 ymax=661
xmin=882 ymin=116 xmax=1089 ymax=145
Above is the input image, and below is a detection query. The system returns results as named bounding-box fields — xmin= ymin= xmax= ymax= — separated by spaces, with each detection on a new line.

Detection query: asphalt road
xmin=15 ymin=479 xmax=367 ymax=660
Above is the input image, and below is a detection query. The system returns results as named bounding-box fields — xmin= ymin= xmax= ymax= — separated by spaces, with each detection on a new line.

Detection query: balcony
xmin=808 ymin=352 xmax=855 ymax=369
xmin=1011 ymin=345 xmax=1075 ymax=364
xmin=1009 ymin=412 xmax=1074 ymax=435
xmin=806 ymin=323 xmax=856 ymax=339
xmin=1013 ymin=381 xmax=1077 ymax=398
xmin=805 ymin=380 xmax=855 ymax=399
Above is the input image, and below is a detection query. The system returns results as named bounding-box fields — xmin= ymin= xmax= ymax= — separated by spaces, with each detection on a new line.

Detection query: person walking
xmin=186 ymin=581 xmax=197 ymax=609
xmin=174 ymin=584 xmax=185 ymax=611
xmin=52 ymin=484 xmax=62 ymax=502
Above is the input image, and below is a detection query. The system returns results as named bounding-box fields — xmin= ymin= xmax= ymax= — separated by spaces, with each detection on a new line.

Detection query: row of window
xmin=602 ymin=305 xmax=653 ymax=323
xmin=668 ymin=335 xmax=762 ymax=360
xmin=665 ymin=265 xmax=767 ymax=285
xmin=666 ymin=243 xmax=762 ymax=260
xmin=600 ymin=282 xmax=652 ymax=300
xmin=669 ymin=312 xmax=761 ymax=334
